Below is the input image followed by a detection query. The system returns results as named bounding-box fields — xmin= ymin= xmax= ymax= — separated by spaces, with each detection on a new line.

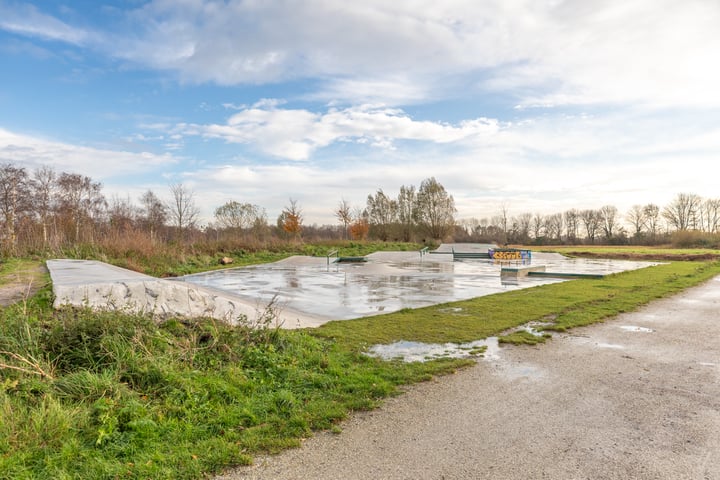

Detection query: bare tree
xmin=107 ymin=195 xmax=138 ymax=234
xmin=139 ymin=190 xmax=167 ymax=242
xmin=414 ymin=177 xmax=456 ymax=241
xmin=31 ymin=166 xmax=57 ymax=246
xmin=57 ymin=172 xmax=106 ymax=243
xmin=626 ymin=205 xmax=647 ymax=238
xmin=663 ymin=193 xmax=702 ymax=231
xmin=498 ymin=203 xmax=510 ymax=243
xmin=366 ymin=189 xmax=397 ymax=241
xmin=643 ymin=204 xmax=661 ymax=238
xmin=600 ymin=205 xmax=619 ymax=240
xmin=699 ymin=198 xmax=720 ymax=233
xmin=564 ymin=209 xmax=579 ymax=243
xmin=215 ymin=201 xmax=262 ymax=231
xmin=0 ymin=163 xmax=31 ymax=251
xmin=396 ymin=185 xmax=416 ymax=242
xmin=515 ymin=212 xmax=533 ymax=243
xmin=543 ymin=213 xmax=563 ymax=242
xmin=580 ymin=209 xmax=601 ymax=244
xmin=335 ymin=199 xmax=352 ymax=239
xmin=531 ymin=213 xmax=545 ymax=240
xmin=167 ymin=183 xmax=200 ymax=240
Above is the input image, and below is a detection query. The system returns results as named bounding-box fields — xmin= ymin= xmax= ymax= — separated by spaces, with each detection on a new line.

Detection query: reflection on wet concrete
xmin=180 ymin=248 xmax=658 ymax=322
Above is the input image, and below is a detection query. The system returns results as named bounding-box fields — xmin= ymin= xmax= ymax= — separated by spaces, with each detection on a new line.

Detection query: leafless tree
xmin=56 ymin=172 xmax=106 ymax=243
xmin=498 ymin=203 xmax=510 ymax=243
xmin=0 ymin=163 xmax=31 ymax=251
xmin=215 ymin=201 xmax=262 ymax=231
xmin=531 ymin=213 xmax=545 ymax=240
xmin=544 ymin=213 xmax=563 ymax=242
xmin=396 ymin=185 xmax=416 ymax=242
xmin=600 ymin=205 xmax=619 ymax=239
xmin=167 ymin=183 xmax=200 ymax=240
xmin=107 ymin=195 xmax=138 ymax=234
xmin=515 ymin=212 xmax=533 ymax=243
xmin=564 ymin=209 xmax=579 ymax=243
xmin=335 ymin=199 xmax=352 ymax=239
xmin=643 ymin=204 xmax=661 ymax=237
xmin=663 ymin=193 xmax=702 ymax=231
xmin=31 ymin=166 xmax=57 ymax=246
xmin=580 ymin=209 xmax=601 ymax=244
xmin=139 ymin=190 xmax=167 ymax=242
xmin=699 ymin=198 xmax=720 ymax=233
xmin=626 ymin=205 xmax=647 ymax=237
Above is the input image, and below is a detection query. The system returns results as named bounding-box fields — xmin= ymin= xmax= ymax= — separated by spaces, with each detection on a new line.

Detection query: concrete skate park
xmin=47 ymin=244 xmax=656 ymax=328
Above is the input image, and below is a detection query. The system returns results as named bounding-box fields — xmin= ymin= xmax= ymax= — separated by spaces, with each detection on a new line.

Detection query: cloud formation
xmin=169 ymin=104 xmax=499 ymax=160
xmin=0 ymin=128 xmax=177 ymax=179
xmin=4 ymin=1 xmax=719 ymax=108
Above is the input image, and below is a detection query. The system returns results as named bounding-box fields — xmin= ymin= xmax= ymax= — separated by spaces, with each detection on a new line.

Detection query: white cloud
xmin=0 ymin=128 xmax=177 ymax=180
xmin=5 ymin=1 xmax=719 ymax=108
xmin=0 ymin=2 xmax=89 ymax=45
xmin=171 ymin=103 xmax=499 ymax=160
xmin=108 ymin=0 xmax=720 ymax=108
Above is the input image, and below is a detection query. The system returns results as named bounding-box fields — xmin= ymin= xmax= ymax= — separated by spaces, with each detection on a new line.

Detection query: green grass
xmin=1 ymin=259 xmax=720 ymax=478
xmin=0 ymin=300 xmax=463 ymax=479
xmin=531 ymin=245 xmax=720 ymax=259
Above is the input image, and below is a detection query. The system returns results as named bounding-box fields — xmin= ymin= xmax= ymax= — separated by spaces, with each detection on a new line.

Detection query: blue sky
xmin=1 ymin=0 xmax=719 ymax=225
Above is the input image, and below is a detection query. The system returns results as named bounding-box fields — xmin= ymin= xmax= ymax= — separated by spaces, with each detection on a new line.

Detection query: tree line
xmin=0 ymin=161 xmax=716 ymax=255
xmin=456 ymin=193 xmax=720 ymax=245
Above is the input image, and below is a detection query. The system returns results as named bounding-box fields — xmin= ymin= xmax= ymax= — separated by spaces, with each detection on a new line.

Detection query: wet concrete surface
xmin=182 ymin=248 xmax=656 ymax=324
xmin=217 ymin=275 xmax=720 ymax=480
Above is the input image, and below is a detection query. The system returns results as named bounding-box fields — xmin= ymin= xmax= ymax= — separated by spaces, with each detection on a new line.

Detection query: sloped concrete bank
xmin=46 ymin=260 xmax=321 ymax=328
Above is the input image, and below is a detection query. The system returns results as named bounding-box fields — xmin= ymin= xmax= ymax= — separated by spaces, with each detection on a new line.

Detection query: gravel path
xmin=217 ymin=276 xmax=720 ymax=480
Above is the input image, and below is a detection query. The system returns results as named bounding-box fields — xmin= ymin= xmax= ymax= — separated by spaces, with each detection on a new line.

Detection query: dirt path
xmin=0 ymin=262 xmax=47 ymax=306
xmin=217 ymin=276 xmax=720 ymax=480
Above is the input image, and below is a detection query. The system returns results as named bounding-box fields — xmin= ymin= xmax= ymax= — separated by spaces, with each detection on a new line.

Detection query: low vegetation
xmin=56 ymin=240 xmax=424 ymax=277
xmin=1 ymin=246 xmax=720 ymax=478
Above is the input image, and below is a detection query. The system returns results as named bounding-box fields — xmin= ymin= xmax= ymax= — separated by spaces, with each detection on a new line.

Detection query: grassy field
xmin=2 ymin=246 xmax=720 ymax=478
xmin=530 ymin=244 xmax=720 ymax=261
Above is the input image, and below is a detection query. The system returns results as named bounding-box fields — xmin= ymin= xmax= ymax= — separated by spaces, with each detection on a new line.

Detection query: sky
xmin=1 ymin=0 xmax=719 ymax=226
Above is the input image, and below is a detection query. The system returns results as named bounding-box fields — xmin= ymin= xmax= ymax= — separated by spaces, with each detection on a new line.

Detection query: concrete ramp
xmin=46 ymin=260 xmax=323 ymax=329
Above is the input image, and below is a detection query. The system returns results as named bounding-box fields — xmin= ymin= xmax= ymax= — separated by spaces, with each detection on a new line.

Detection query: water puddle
xmin=620 ymin=326 xmax=654 ymax=333
xmin=366 ymin=337 xmax=499 ymax=363
xmin=595 ymin=342 xmax=625 ymax=349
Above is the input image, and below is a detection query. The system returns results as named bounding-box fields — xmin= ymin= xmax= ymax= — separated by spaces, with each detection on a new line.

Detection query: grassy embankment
xmin=56 ymin=240 xmax=424 ymax=277
xmin=1 ymin=246 xmax=720 ymax=478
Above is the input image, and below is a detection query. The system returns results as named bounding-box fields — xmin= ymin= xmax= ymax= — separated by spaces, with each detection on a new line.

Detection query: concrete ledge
xmin=500 ymin=265 xmax=546 ymax=278
xmin=46 ymin=260 xmax=324 ymax=329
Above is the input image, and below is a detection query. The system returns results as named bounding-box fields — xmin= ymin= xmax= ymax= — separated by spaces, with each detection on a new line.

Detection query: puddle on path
xmin=366 ymin=335 xmax=546 ymax=381
xmin=366 ymin=337 xmax=499 ymax=363
xmin=620 ymin=326 xmax=654 ymax=333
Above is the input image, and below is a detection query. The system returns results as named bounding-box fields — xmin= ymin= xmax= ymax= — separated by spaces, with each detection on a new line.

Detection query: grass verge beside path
xmin=1 ymin=260 xmax=719 ymax=479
